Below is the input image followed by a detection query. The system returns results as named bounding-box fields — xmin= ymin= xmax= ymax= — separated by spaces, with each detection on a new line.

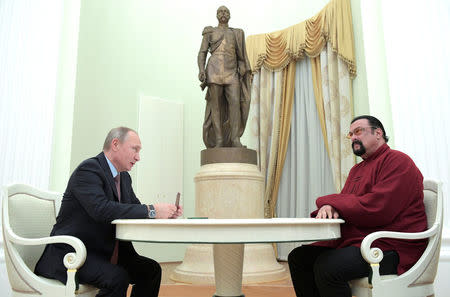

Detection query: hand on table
xmin=316 ymin=205 xmax=340 ymax=219
xmin=154 ymin=203 xmax=183 ymax=219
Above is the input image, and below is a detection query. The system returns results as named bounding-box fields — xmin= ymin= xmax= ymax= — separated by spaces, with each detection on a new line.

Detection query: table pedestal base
xmin=171 ymin=243 xmax=286 ymax=284
xmin=213 ymin=244 xmax=245 ymax=297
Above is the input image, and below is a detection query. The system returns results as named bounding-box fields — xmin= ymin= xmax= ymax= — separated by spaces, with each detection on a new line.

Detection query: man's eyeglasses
xmin=346 ymin=126 xmax=376 ymax=139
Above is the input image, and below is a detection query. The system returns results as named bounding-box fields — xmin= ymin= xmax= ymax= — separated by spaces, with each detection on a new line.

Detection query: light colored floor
xmin=128 ymin=261 xmax=295 ymax=297
xmin=159 ymin=283 xmax=296 ymax=297
xmin=159 ymin=261 xmax=295 ymax=297
xmin=161 ymin=261 xmax=293 ymax=285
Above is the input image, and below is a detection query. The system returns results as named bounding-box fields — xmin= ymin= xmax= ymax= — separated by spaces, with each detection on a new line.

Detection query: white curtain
xmin=381 ymin=0 xmax=450 ymax=234
xmin=276 ymin=58 xmax=336 ymax=260
xmin=319 ymin=42 xmax=355 ymax=191
xmin=381 ymin=3 xmax=450 ymax=294
xmin=244 ymin=67 xmax=285 ymax=218
xmin=0 ymin=0 xmax=64 ymax=292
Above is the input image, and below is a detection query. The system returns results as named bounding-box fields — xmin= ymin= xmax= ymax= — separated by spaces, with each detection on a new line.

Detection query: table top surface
xmin=113 ymin=218 xmax=344 ymax=244
xmin=113 ymin=217 xmax=344 ymax=225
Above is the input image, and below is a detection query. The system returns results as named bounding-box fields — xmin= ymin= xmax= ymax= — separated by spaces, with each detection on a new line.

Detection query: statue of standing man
xmin=198 ymin=6 xmax=252 ymax=148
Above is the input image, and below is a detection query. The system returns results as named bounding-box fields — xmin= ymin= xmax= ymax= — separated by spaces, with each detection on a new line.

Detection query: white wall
xmin=134 ymin=95 xmax=186 ymax=262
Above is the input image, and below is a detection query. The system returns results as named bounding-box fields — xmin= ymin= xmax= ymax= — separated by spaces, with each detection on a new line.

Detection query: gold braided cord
xmin=246 ymin=0 xmax=356 ymax=78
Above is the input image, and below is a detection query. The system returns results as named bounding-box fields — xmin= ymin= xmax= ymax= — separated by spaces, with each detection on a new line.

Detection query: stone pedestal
xmin=171 ymin=148 xmax=287 ymax=284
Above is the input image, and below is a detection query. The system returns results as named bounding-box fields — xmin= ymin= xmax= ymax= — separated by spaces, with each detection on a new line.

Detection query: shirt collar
xmin=105 ymin=155 xmax=119 ymax=178
xmin=364 ymin=143 xmax=390 ymax=162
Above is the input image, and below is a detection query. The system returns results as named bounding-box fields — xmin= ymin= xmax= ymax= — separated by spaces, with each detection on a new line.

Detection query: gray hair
xmin=103 ymin=127 xmax=137 ymax=150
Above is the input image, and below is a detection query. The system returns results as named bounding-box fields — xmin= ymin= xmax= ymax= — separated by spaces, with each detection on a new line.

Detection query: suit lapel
xmin=97 ymin=152 xmax=120 ymax=201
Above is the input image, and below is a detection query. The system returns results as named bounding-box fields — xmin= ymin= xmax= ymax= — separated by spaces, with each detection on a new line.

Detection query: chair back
xmin=412 ymin=179 xmax=443 ymax=285
xmin=2 ymin=184 xmax=61 ymax=290
xmin=350 ymin=180 xmax=443 ymax=297
xmin=423 ymin=181 xmax=438 ymax=228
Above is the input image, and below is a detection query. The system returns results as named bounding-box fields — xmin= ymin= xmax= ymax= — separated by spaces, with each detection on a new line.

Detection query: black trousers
xmin=77 ymin=243 xmax=161 ymax=297
xmin=288 ymin=245 xmax=399 ymax=297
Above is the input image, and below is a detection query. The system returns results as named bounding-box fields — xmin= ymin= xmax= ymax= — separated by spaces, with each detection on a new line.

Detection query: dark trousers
xmin=288 ymin=245 xmax=399 ymax=297
xmin=77 ymin=244 xmax=161 ymax=297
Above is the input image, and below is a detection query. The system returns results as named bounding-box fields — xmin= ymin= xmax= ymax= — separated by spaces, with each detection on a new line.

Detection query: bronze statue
xmin=198 ymin=6 xmax=251 ymax=148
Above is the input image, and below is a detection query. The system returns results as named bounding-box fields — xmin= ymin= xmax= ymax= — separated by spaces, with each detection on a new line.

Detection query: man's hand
xmin=316 ymin=205 xmax=340 ymax=219
xmin=198 ymin=71 xmax=206 ymax=82
xmin=154 ymin=203 xmax=183 ymax=219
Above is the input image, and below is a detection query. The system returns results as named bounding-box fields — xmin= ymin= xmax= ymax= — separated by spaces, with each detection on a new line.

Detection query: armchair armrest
xmin=359 ymin=224 xmax=440 ymax=288
xmin=4 ymin=224 xmax=88 ymax=296
xmin=360 ymin=224 xmax=439 ymax=264
xmin=5 ymin=226 xmax=87 ymax=270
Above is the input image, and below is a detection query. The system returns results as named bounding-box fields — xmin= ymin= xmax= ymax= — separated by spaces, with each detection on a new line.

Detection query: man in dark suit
xmin=35 ymin=127 xmax=183 ymax=297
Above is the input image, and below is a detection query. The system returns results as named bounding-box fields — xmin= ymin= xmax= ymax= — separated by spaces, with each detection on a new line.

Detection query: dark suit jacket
xmin=35 ymin=152 xmax=148 ymax=283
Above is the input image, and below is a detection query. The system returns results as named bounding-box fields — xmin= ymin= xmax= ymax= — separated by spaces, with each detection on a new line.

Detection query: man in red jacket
xmin=288 ymin=115 xmax=427 ymax=297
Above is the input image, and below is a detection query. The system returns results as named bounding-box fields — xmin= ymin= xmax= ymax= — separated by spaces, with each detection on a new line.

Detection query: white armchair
xmin=2 ymin=184 xmax=99 ymax=297
xmin=350 ymin=179 xmax=443 ymax=297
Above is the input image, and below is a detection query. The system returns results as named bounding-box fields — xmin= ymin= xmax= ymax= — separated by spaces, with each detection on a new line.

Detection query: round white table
xmin=113 ymin=218 xmax=344 ymax=297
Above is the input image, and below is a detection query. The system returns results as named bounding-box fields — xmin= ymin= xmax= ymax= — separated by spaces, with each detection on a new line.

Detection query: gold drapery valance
xmin=246 ymin=0 xmax=356 ymax=78
xmin=246 ymin=0 xmax=356 ymax=220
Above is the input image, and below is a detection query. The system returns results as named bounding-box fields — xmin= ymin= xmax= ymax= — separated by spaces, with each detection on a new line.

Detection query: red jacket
xmin=311 ymin=144 xmax=427 ymax=274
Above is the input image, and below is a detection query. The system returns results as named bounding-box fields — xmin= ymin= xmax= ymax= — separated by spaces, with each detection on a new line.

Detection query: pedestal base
xmin=173 ymin=153 xmax=287 ymax=285
xmin=170 ymin=243 xmax=287 ymax=284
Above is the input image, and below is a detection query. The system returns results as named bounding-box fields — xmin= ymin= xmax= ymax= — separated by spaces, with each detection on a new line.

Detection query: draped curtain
xmin=245 ymin=0 xmax=356 ymax=220
xmin=318 ymin=42 xmax=355 ymax=190
xmin=276 ymin=57 xmax=336 ymax=259
xmin=245 ymin=69 xmax=284 ymax=219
